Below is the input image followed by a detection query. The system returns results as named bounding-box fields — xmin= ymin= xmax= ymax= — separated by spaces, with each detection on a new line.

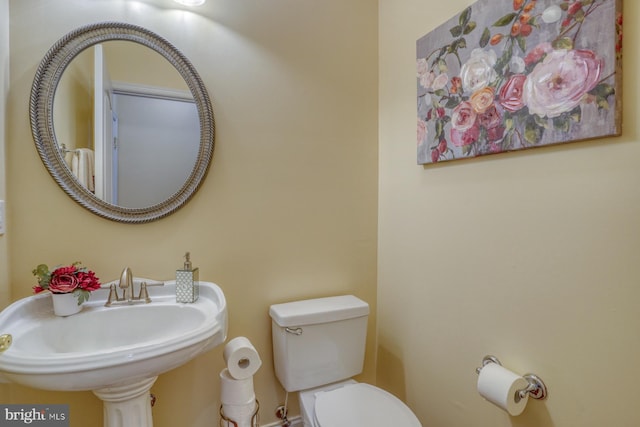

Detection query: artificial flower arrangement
xmin=32 ymin=262 xmax=101 ymax=305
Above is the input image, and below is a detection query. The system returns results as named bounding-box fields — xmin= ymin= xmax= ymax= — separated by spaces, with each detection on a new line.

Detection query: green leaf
xmin=436 ymin=120 xmax=444 ymax=139
xmin=552 ymin=37 xmax=574 ymax=50
xmin=450 ymin=38 xmax=465 ymax=52
xmin=533 ymin=114 xmax=550 ymax=129
xmin=590 ymin=83 xmax=615 ymax=98
xmin=552 ymin=116 xmax=571 ymax=133
xmin=450 ymin=25 xmax=463 ymax=37
xmin=495 ymin=49 xmax=513 ymax=75
xmin=597 ymin=98 xmax=611 ymax=110
xmin=445 ymin=97 xmax=460 ymax=109
xmin=516 ymin=35 xmax=526 ymax=53
xmin=459 ymin=6 xmax=472 ymax=27
xmin=569 ymin=106 xmax=582 ymax=122
xmin=479 ymin=27 xmax=491 ymax=48
xmin=464 ymin=21 xmax=477 ymax=35
xmin=504 ymin=117 xmax=515 ymax=132
xmin=493 ymin=13 xmax=517 ymax=27
xmin=74 ymin=289 xmax=91 ymax=305
xmin=524 ymin=117 xmax=544 ymax=144
xmin=502 ymin=131 xmax=514 ymax=150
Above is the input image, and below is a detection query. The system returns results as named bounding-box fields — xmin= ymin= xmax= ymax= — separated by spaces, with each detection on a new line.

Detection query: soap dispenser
xmin=176 ymin=252 xmax=199 ymax=303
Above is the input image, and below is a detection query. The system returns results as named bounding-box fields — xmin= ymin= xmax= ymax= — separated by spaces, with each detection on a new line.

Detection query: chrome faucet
xmin=105 ymin=267 xmax=161 ymax=306
xmin=120 ymin=267 xmax=135 ymax=302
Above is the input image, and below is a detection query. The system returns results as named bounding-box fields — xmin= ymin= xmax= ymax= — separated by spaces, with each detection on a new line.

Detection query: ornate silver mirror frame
xmin=30 ymin=22 xmax=215 ymax=224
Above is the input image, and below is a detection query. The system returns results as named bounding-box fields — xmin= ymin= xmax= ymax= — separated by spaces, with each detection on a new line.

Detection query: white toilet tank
xmin=269 ymin=295 xmax=370 ymax=392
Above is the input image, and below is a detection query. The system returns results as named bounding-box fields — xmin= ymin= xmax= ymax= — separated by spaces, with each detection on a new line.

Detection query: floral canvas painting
xmin=417 ymin=0 xmax=622 ymax=164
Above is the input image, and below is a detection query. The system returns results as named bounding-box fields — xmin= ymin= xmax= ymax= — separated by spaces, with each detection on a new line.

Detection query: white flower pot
xmin=51 ymin=292 xmax=82 ymax=316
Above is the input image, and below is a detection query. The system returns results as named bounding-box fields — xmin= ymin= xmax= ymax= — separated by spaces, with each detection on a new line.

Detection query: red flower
xmin=567 ymin=1 xmax=583 ymax=16
xmin=77 ymin=270 xmax=101 ymax=292
xmin=32 ymin=262 xmax=101 ymax=299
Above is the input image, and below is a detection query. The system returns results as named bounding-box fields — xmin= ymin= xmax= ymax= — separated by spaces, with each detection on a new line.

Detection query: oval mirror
xmin=30 ymin=22 xmax=215 ymax=223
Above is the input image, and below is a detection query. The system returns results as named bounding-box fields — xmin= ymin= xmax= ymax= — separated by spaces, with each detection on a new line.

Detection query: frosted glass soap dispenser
xmin=176 ymin=252 xmax=199 ymax=303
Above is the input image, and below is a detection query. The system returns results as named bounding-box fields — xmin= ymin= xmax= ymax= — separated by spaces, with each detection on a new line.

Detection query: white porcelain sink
xmin=0 ymin=279 xmax=227 ymax=427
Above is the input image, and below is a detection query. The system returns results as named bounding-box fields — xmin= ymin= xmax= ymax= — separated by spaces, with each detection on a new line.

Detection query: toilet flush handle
xmin=285 ymin=327 xmax=303 ymax=336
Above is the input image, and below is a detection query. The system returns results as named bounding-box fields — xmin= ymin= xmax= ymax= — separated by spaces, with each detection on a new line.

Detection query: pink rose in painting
xmin=48 ymin=266 xmax=79 ymax=294
xmin=524 ymin=42 xmax=553 ymax=66
xmin=523 ymin=49 xmax=603 ymax=118
xmin=451 ymin=102 xmax=480 ymax=147
xmin=451 ymin=125 xmax=480 ymax=147
xmin=450 ymin=101 xmax=477 ymax=132
xmin=417 ymin=118 xmax=428 ymax=146
xmin=499 ymin=74 xmax=527 ymax=112
xmin=479 ymin=104 xmax=505 ymax=142
xmin=431 ymin=149 xmax=440 ymax=163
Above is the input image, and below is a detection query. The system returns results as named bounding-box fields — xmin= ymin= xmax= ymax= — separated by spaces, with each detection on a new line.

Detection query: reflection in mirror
xmin=54 ymin=41 xmax=200 ymax=208
xmin=31 ymin=22 xmax=215 ymax=223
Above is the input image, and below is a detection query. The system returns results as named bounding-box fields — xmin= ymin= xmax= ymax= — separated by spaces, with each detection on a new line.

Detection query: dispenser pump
xmin=183 ymin=252 xmax=192 ymax=270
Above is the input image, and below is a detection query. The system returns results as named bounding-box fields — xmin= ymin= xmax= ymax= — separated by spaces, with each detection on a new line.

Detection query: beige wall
xmin=0 ymin=0 xmax=9 ymax=310
xmin=379 ymin=1 xmax=640 ymax=426
xmin=4 ymin=1 xmax=378 ymax=426
xmin=0 ymin=0 xmax=10 ymax=406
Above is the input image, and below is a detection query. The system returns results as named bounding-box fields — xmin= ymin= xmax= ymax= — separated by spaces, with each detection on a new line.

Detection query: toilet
xmin=269 ymin=295 xmax=422 ymax=427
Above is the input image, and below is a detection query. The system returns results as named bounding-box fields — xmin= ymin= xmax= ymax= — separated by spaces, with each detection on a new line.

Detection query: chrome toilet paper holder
xmin=475 ymin=355 xmax=548 ymax=401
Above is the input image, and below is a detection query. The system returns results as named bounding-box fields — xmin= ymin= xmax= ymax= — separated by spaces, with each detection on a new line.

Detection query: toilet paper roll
xmin=220 ymin=368 xmax=255 ymax=405
xmin=477 ymin=363 xmax=529 ymax=416
xmin=224 ymin=336 xmax=262 ymax=380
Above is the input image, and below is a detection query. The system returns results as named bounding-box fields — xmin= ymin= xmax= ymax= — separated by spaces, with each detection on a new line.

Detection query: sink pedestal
xmin=93 ymin=377 xmax=157 ymax=427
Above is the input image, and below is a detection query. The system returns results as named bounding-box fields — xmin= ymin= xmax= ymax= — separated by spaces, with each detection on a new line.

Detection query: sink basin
xmin=0 ymin=280 xmax=227 ymax=391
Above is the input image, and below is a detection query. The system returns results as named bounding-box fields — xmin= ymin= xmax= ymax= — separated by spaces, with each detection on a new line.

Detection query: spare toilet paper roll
xmin=477 ymin=363 xmax=530 ymax=416
xmin=224 ymin=336 xmax=262 ymax=380
xmin=220 ymin=368 xmax=255 ymax=405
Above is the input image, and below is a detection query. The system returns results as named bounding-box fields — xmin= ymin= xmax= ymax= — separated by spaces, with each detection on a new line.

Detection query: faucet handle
xmin=139 ymin=282 xmax=152 ymax=303
xmin=105 ymin=284 xmax=120 ymax=307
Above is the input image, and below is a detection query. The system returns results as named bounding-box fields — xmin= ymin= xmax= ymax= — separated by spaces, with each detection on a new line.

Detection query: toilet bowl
xmin=300 ymin=380 xmax=421 ymax=427
xmin=269 ymin=295 xmax=422 ymax=427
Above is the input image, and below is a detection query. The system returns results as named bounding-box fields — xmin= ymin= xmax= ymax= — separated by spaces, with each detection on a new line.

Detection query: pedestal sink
xmin=0 ymin=279 xmax=228 ymax=427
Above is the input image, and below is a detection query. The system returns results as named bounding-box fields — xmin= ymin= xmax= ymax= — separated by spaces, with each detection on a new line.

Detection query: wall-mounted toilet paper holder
xmin=476 ymin=355 xmax=548 ymax=401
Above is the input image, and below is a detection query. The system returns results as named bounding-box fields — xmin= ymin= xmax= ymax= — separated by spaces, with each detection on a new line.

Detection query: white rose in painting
xmin=417 ymin=58 xmax=434 ymax=89
xmin=460 ymin=48 xmax=497 ymax=93
xmin=523 ymin=49 xmax=603 ymax=118
xmin=542 ymin=5 xmax=562 ymax=24
xmin=432 ymin=73 xmax=449 ymax=91
xmin=509 ymin=55 xmax=525 ymax=74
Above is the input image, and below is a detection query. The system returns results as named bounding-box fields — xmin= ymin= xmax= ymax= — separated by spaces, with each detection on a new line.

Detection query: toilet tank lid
xmin=269 ymin=295 xmax=369 ymax=327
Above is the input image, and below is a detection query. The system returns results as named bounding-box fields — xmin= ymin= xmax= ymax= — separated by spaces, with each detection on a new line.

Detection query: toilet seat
xmin=314 ymin=383 xmax=421 ymax=427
